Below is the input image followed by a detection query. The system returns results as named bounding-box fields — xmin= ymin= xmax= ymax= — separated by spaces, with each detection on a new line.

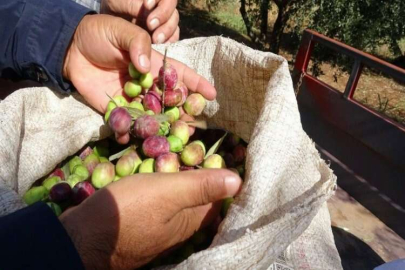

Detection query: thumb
xmin=164 ymin=169 xmax=242 ymax=211
xmin=108 ymin=17 xmax=152 ymax=73
xmin=163 ymin=169 xmax=241 ymax=245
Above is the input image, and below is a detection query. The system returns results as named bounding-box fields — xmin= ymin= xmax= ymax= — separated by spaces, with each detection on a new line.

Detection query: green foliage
xmin=214 ymin=11 xmax=247 ymax=35
xmin=182 ymin=0 xmax=404 ymax=60
xmin=306 ymin=0 xmax=405 ymax=57
xmin=289 ymin=0 xmax=405 ymax=72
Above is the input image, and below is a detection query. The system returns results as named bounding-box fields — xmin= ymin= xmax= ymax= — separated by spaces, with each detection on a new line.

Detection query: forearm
xmin=0 ymin=0 xmax=94 ymax=92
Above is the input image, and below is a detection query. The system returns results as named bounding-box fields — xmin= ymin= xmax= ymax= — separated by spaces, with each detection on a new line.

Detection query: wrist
xmin=63 ymin=42 xmax=72 ymax=81
xmin=60 ymin=210 xmax=94 ymax=269
xmin=59 ymin=207 xmax=113 ymax=269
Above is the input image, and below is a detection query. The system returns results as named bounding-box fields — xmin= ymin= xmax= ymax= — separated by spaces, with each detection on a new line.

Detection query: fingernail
xmin=224 ymin=176 xmax=241 ymax=197
xmin=150 ymin=18 xmax=160 ymax=31
xmin=147 ymin=0 xmax=156 ymax=9
xmin=139 ymin=54 xmax=150 ymax=69
xmin=156 ymin=33 xmax=165 ymax=44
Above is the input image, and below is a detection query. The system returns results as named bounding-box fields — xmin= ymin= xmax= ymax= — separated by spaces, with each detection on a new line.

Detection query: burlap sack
xmin=0 ymin=37 xmax=342 ymax=270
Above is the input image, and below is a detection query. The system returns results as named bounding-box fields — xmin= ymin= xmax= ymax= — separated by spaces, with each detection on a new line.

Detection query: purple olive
xmin=133 ymin=115 xmax=160 ymax=139
xmin=72 ymin=181 xmax=96 ymax=205
xmin=143 ymin=91 xmax=162 ymax=114
xmin=109 ymin=107 xmax=132 ymax=135
xmin=142 ymin=136 xmax=170 ymax=158
xmin=49 ymin=168 xmax=65 ymax=181
xmin=175 ymin=81 xmax=189 ymax=106
xmin=164 ymin=89 xmax=182 ymax=107
xmin=49 ymin=182 xmax=72 ymax=203
xmin=150 ymin=78 xmax=163 ymax=96
xmin=155 ymin=153 xmax=180 ymax=173
xmin=79 ymin=146 xmax=93 ymax=160
xmin=233 ymin=145 xmax=247 ymax=163
xmin=158 ymin=63 xmax=178 ymax=90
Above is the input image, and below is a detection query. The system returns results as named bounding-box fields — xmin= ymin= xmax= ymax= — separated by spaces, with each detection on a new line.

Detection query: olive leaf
xmin=125 ymin=107 xmax=146 ymax=120
xmin=108 ymin=145 xmax=135 ymax=161
xmin=61 ymin=162 xmax=71 ymax=179
xmin=106 ymin=93 xmax=119 ymax=106
xmin=186 ymin=120 xmax=207 ymax=130
xmin=161 ymin=47 xmax=168 ymax=114
xmin=205 ymin=132 xmax=228 ymax=159
xmin=154 ymin=114 xmax=170 ymax=123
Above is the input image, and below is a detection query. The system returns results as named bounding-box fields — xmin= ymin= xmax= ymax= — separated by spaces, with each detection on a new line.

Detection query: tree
xmin=305 ymin=0 xmax=405 ymax=58
xmin=239 ymin=0 xmax=312 ymax=53
xmin=182 ymin=0 xmax=404 ymax=61
xmin=238 ymin=0 xmax=404 ymax=58
xmin=291 ymin=0 xmax=405 ymax=75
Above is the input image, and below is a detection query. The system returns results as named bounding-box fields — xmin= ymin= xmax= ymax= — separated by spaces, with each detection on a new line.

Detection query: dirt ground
xmin=328 ymin=187 xmax=405 ymax=267
xmin=306 ymin=60 xmax=405 ymax=125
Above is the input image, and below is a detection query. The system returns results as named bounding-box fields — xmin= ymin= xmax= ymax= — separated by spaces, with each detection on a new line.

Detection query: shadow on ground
xmin=333 ymin=226 xmax=385 ymax=270
xmin=178 ymin=3 xmax=257 ymax=49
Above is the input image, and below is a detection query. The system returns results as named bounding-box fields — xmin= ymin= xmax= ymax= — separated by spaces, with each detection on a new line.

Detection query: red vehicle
xmin=293 ymin=29 xmax=405 ymax=269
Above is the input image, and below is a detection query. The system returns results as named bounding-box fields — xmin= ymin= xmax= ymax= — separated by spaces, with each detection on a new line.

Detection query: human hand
xmin=60 ymin=169 xmax=242 ymax=269
xmin=100 ymin=0 xmax=179 ymax=44
xmin=63 ymin=14 xmax=215 ymax=140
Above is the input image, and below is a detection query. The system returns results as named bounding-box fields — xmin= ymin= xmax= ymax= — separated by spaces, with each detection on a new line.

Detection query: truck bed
xmin=294 ymin=29 xmax=405 ymax=269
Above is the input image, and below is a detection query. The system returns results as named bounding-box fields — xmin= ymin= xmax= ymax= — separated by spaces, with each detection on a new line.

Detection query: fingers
xmin=175 ymin=61 xmax=217 ymax=100
xmin=166 ymin=26 xmax=180 ymax=44
xmin=108 ymin=16 xmax=152 ymax=74
xmin=146 ymin=0 xmax=178 ymax=32
xmin=110 ymin=0 xmax=144 ymax=18
xmin=151 ymin=10 xmax=179 ymax=44
xmin=161 ymin=169 xmax=241 ymax=211
xmin=166 ymin=200 xmax=222 ymax=244
xmin=151 ymin=50 xmax=217 ymax=100
xmin=122 ymin=169 xmax=241 ymax=213
xmin=166 ymin=203 xmax=212 ymax=244
xmin=191 ymin=201 xmax=222 ymax=228
xmin=144 ymin=0 xmax=158 ymax=10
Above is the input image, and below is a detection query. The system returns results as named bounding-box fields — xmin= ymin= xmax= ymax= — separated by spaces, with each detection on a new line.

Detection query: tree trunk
xmin=206 ymin=0 xmax=212 ymax=12
xmin=239 ymin=0 xmax=255 ymax=40
xmin=260 ymin=0 xmax=270 ymax=40
xmin=270 ymin=3 xmax=285 ymax=54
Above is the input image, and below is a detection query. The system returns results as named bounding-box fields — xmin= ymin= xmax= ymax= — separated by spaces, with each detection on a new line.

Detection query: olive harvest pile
xmin=23 ymin=53 xmax=247 ymax=267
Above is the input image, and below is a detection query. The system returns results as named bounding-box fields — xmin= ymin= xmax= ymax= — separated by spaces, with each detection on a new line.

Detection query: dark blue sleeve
xmin=0 ymin=202 xmax=85 ymax=270
xmin=0 ymin=0 xmax=95 ymax=93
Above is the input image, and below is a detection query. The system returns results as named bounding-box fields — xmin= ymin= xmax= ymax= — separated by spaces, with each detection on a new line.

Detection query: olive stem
xmin=161 ymin=47 xmax=168 ymax=114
